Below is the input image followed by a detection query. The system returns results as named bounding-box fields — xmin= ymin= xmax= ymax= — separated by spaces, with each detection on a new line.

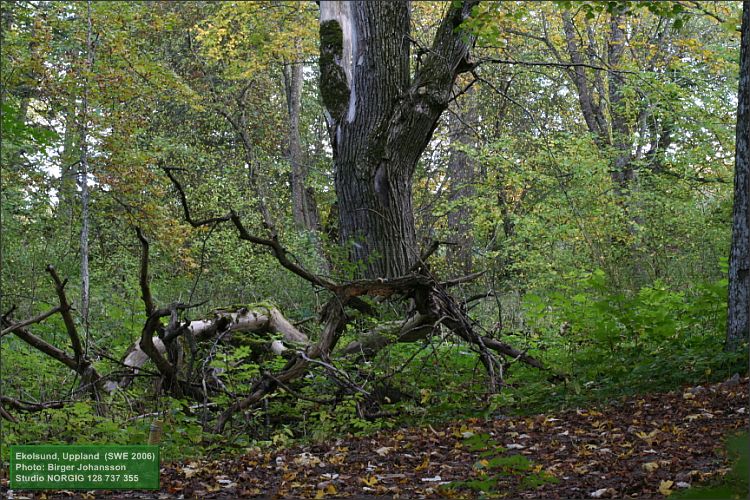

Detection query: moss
xmin=212 ymin=302 xmax=275 ymax=316
xmin=319 ymin=19 xmax=349 ymax=120
xmin=320 ymin=20 xmax=343 ymax=58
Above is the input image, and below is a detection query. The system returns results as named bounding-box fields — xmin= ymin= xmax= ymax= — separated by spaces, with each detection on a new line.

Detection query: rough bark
xmin=726 ymin=1 xmax=750 ymax=351
xmin=319 ymin=0 xmax=479 ymax=278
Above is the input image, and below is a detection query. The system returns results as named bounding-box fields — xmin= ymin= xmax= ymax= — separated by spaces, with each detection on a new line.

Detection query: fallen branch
xmin=113 ymin=305 xmax=308 ymax=390
xmin=0 ymin=396 xmax=70 ymax=423
xmin=0 ymin=396 xmax=68 ymax=412
xmin=214 ymin=297 xmax=348 ymax=433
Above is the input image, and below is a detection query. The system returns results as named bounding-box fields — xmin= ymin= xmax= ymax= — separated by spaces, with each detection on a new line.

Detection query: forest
xmin=0 ymin=0 xmax=748 ymax=498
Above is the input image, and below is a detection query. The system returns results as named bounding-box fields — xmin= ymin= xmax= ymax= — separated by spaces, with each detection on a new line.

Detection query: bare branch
xmin=677 ymin=0 xmax=728 ymax=27
xmin=139 ymin=307 xmax=177 ymax=388
xmin=464 ymin=291 xmax=495 ymax=305
xmin=476 ymin=57 xmax=623 ymax=73
xmin=163 ymin=166 xmax=335 ymax=290
xmin=2 ymin=322 xmax=79 ymax=372
xmin=135 ymin=228 xmax=155 ymax=317
xmin=0 ymin=405 xmax=17 ymax=423
xmin=441 ymin=270 xmax=486 ymax=287
xmin=480 ymin=336 xmax=545 ymax=370
xmin=1 ymin=305 xmax=17 ymax=323
xmin=46 ymin=265 xmax=84 ymax=363
xmin=0 ymin=396 xmax=68 ymax=412
xmin=1 ymin=306 xmax=61 ymax=337
xmin=162 ymin=166 xmax=232 ymax=228
xmin=409 ymin=240 xmax=456 ymax=272
xmin=229 ymin=210 xmax=336 ymax=289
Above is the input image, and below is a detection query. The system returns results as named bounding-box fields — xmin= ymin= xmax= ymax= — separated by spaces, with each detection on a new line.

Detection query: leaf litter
xmin=3 ymin=376 xmax=747 ymax=498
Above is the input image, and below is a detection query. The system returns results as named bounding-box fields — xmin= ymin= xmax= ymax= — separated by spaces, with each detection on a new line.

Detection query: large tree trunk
xmin=319 ymin=0 xmax=478 ymax=278
xmin=726 ymin=1 xmax=750 ymax=351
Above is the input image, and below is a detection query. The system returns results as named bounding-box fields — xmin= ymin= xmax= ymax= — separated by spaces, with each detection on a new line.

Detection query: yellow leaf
xmin=325 ymin=484 xmax=337 ymax=495
xmin=659 ymin=480 xmax=674 ymax=496
xmin=416 ymin=455 xmax=430 ymax=471
xmin=642 ymin=462 xmax=659 ymax=473
xmin=361 ymin=476 xmax=378 ymax=487
xmin=315 ymin=490 xmax=325 ymax=500
xmin=636 ymin=429 xmax=660 ymax=445
xmin=420 ymin=388 xmax=432 ymax=405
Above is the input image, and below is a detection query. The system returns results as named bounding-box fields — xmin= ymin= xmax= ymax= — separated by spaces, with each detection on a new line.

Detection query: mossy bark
xmin=319 ymin=19 xmax=349 ymax=121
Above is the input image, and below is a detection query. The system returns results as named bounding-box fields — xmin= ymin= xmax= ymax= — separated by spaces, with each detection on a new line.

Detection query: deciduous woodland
xmin=1 ymin=1 xmax=748 ymax=497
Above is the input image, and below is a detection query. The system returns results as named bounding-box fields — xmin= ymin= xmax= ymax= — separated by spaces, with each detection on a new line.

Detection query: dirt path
xmin=4 ymin=376 xmax=748 ymax=498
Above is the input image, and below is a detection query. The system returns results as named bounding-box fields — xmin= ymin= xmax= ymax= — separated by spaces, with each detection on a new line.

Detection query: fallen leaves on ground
xmin=4 ymin=376 xmax=748 ymax=498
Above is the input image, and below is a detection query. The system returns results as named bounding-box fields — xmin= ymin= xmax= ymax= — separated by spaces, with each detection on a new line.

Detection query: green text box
xmin=10 ymin=445 xmax=159 ymax=490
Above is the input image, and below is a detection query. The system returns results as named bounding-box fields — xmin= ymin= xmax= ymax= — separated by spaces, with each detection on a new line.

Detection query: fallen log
xmin=109 ymin=305 xmax=309 ymax=391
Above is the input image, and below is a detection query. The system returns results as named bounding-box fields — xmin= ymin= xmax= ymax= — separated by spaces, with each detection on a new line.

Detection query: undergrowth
xmin=2 ymin=272 xmax=746 ymax=463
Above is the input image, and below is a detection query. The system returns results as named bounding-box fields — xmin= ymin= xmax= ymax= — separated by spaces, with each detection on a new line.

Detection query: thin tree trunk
xmin=447 ymin=91 xmax=477 ymax=274
xmin=562 ymin=11 xmax=604 ymax=139
xmin=59 ymin=100 xmax=78 ymax=223
xmin=607 ymin=7 xmax=634 ymax=197
xmin=79 ymin=1 xmax=94 ymax=345
xmin=284 ymin=62 xmax=319 ymax=230
xmin=726 ymin=1 xmax=750 ymax=351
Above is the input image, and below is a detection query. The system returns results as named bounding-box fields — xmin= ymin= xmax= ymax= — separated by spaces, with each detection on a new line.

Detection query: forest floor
xmin=4 ymin=376 xmax=748 ymax=499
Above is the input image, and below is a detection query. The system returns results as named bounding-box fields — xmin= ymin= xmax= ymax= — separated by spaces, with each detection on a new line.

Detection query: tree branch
xmin=163 ymin=166 xmax=336 ymax=290
xmin=0 ymin=396 xmax=68 ymax=412
xmin=46 ymin=265 xmax=84 ymax=364
xmin=441 ymin=270 xmax=486 ymax=287
xmin=2 ymin=322 xmax=79 ymax=372
xmin=476 ymin=57 xmax=623 ymax=73
xmin=139 ymin=306 xmax=178 ymax=390
xmin=229 ymin=211 xmax=336 ymax=289
xmin=162 ymin=166 xmax=232 ymax=228
xmin=1 ymin=306 xmax=61 ymax=337
xmin=136 ymin=228 xmax=155 ymax=317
